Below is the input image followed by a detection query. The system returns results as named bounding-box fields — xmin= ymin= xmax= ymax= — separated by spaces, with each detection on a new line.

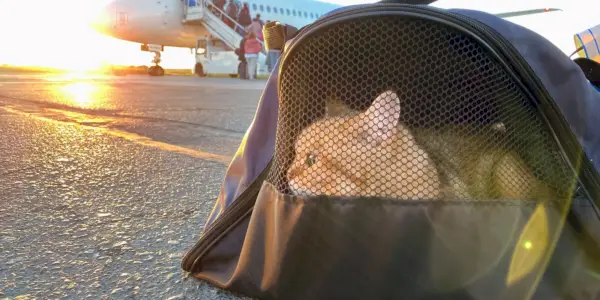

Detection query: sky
xmin=0 ymin=0 xmax=598 ymax=69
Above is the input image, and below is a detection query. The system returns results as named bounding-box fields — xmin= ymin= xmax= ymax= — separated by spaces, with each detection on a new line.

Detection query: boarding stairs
xmin=183 ymin=0 xmax=267 ymax=55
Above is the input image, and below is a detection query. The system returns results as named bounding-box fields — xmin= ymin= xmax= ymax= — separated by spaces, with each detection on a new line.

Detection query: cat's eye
xmin=305 ymin=153 xmax=316 ymax=166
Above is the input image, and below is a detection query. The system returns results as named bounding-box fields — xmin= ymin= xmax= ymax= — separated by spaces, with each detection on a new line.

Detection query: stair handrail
xmin=201 ymin=0 xmax=266 ymax=52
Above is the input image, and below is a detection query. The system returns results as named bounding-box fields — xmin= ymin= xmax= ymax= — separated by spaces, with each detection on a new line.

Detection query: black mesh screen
xmin=267 ymin=16 xmax=577 ymax=201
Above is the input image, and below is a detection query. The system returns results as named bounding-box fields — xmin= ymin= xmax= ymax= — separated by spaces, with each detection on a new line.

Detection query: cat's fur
xmin=287 ymin=90 xmax=556 ymax=201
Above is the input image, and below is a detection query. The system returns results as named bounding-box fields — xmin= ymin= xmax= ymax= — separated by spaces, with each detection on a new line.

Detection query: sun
xmin=0 ymin=0 xmax=113 ymax=71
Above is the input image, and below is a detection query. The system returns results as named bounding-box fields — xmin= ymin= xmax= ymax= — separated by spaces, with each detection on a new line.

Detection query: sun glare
xmin=1 ymin=0 xmax=193 ymax=69
xmin=48 ymin=73 xmax=113 ymax=109
xmin=0 ymin=0 xmax=112 ymax=71
xmin=60 ymin=82 xmax=100 ymax=108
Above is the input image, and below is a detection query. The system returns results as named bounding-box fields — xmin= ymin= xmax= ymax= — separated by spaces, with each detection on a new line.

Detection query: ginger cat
xmin=286 ymin=90 xmax=556 ymax=201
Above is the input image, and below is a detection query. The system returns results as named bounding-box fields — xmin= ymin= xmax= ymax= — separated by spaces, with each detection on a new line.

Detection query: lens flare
xmin=60 ymin=82 xmax=99 ymax=108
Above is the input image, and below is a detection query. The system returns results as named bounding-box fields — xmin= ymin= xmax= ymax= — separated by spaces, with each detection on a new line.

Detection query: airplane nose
xmin=90 ymin=1 xmax=116 ymax=36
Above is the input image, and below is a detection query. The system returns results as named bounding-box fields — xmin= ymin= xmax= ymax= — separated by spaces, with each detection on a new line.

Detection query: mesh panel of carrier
xmin=268 ymin=15 xmax=577 ymax=201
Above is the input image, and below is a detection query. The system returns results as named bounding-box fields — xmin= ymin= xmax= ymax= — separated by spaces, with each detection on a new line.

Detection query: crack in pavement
xmin=0 ymin=94 xmax=245 ymax=136
xmin=0 ymin=106 xmax=233 ymax=165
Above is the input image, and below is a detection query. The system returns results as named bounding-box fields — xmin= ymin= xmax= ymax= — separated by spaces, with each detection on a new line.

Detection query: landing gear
xmin=194 ymin=63 xmax=206 ymax=77
xmin=148 ymin=65 xmax=165 ymax=76
xmin=148 ymin=51 xmax=165 ymax=76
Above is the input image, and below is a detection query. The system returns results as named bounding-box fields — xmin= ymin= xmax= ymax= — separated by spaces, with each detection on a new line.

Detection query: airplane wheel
xmin=148 ymin=66 xmax=165 ymax=76
xmin=155 ymin=66 xmax=165 ymax=76
xmin=194 ymin=63 xmax=206 ymax=77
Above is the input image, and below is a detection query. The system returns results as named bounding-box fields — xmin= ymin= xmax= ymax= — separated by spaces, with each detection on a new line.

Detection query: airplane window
xmin=292 ymin=10 xmax=296 ymax=16
xmin=286 ymin=8 xmax=290 ymax=15
xmin=303 ymin=11 xmax=308 ymax=18
xmin=259 ymin=4 xmax=264 ymax=11
xmin=310 ymin=12 xmax=314 ymax=18
xmin=266 ymin=6 xmax=271 ymax=13
xmin=252 ymin=3 xmax=257 ymax=10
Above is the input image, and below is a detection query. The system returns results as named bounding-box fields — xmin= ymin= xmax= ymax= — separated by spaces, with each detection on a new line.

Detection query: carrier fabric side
xmin=183 ymin=6 xmax=600 ymax=300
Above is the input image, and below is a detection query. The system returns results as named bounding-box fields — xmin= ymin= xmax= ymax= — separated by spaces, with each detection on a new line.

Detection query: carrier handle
xmin=263 ymin=21 xmax=299 ymax=52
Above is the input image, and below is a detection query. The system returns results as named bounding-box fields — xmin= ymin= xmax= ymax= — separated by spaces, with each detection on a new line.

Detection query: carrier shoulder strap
xmin=573 ymin=57 xmax=600 ymax=89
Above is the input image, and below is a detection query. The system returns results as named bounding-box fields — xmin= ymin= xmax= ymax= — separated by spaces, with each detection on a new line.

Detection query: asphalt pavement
xmin=0 ymin=73 xmax=265 ymax=299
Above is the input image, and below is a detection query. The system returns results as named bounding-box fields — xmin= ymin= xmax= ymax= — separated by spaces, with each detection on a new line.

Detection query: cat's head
xmin=287 ymin=90 xmax=403 ymax=196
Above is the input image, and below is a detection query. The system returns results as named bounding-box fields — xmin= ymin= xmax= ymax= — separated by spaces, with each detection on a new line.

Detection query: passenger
xmin=238 ymin=2 xmax=252 ymax=27
xmin=238 ymin=36 xmax=247 ymax=64
xmin=246 ymin=19 xmax=263 ymax=41
xmin=214 ymin=0 xmax=226 ymax=18
xmin=244 ymin=32 xmax=262 ymax=80
xmin=254 ymin=14 xmax=264 ymax=27
xmin=226 ymin=0 xmax=238 ymax=28
xmin=266 ymin=49 xmax=281 ymax=73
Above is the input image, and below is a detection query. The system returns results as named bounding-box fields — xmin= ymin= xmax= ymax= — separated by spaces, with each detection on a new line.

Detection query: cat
xmin=286 ymin=90 xmax=556 ymax=201
xmin=287 ymin=90 xmax=441 ymax=199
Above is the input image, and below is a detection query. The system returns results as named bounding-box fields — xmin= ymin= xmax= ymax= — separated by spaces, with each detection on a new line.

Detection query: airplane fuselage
xmin=94 ymin=0 xmax=341 ymax=49
xmin=95 ymin=0 xmax=207 ymax=48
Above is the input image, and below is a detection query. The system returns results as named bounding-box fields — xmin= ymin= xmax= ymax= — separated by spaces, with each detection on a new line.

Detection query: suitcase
xmin=238 ymin=61 xmax=248 ymax=80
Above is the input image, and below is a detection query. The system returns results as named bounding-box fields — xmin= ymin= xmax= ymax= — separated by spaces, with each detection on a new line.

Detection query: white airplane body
xmin=93 ymin=0 xmax=341 ymax=49
xmin=91 ymin=0 xmax=561 ymax=76
xmin=97 ymin=0 xmax=207 ymax=49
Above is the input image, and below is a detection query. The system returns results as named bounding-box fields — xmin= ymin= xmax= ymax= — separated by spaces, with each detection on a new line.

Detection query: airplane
xmin=90 ymin=0 xmax=561 ymax=77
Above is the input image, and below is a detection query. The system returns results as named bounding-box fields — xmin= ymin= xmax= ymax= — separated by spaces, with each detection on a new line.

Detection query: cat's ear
xmin=360 ymin=90 xmax=401 ymax=143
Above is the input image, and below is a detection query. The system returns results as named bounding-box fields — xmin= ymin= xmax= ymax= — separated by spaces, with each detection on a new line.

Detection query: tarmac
xmin=0 ymin=73 xmax=265 ymax=299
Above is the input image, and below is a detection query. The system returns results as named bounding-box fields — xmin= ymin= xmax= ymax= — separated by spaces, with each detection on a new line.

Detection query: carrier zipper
xmin=181 ymin=160 xmax=272 ymax=272
xmin=436 ymin=10 xmax=600 ymax=213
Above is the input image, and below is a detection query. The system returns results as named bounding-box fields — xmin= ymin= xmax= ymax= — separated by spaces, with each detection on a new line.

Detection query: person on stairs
xmin=225 ymin=0 xmax=238 ymax=28
xmin=244 ymin=32 xmax=262 ymax=80
xmin=246 ymin=18 xmax=263 ymax=41
xmin=213 ymin=0 xmax=226 ymax=19
xmin=238 ymin=2 xmax=252 ymax=28
xmin=254 ymin=14 xmax=264 ymax=27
